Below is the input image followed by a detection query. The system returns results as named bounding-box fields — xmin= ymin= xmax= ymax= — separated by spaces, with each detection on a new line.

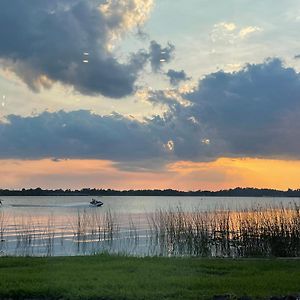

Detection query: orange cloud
xmin=0 ymin=157 xmax=299 ymax=191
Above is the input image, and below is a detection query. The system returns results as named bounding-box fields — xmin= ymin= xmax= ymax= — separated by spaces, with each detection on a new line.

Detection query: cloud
xmin=0 ymin=104 xmax=221 ymax=167
xmin=238 ymin=26 xmax=262 ymax=39
xmin=0 ymin=0 xmax=152 ymax=98
xmin=166 ymin=69 xmax=191 ymax=86
xmin=148 ymin=40 xmax=175 ymax=72
xmin=211 ymin=22 xmax=262 ymax=44
xmin=100 ymin=0 xmax=154 ymax=49
xmin=184 ymin=58 xmax=300 ymax=159
xmin=210 ymin=22 xmax=237 ymax=44
xmin=2 ymin=59 xmax=300 ymax=169
xmin=0 ymin=110 xmax=165 ymax=161
xmin=216 ymin=22 xmax=237 ymax=31
xmin=144 ymin=58 xmax=300 ymax=162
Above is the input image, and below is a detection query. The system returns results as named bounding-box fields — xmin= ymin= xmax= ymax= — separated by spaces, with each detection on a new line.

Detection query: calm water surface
xmin=0 ymin=196 xmax=299 ymax=257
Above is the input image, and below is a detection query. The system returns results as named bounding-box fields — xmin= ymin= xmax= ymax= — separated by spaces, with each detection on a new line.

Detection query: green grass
xmin=0 ymin=255 xmax=299 ymax=299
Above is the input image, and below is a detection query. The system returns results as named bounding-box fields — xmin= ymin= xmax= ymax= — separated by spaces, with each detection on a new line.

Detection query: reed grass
xmin=0 ymin=204 xmax=300 ymax=257
xmin=147 ymin=205 xmax=300 ymax=257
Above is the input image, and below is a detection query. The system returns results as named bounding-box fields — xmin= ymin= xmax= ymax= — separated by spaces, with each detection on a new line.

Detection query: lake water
xmin=0 ymin=196 xmax=299 ymax=257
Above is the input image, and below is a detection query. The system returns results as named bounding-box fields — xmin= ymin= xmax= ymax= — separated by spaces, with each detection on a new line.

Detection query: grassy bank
xmin=0 ymin=255 xmax=299 ymax=299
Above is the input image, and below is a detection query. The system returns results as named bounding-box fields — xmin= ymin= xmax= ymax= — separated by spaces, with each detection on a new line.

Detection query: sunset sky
xmin=1 ymin=0 xmax=300 ymax=190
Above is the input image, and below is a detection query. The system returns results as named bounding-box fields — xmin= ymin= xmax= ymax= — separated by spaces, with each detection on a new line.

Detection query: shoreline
xmin=1 ymin=187 xmax=300 ymax=197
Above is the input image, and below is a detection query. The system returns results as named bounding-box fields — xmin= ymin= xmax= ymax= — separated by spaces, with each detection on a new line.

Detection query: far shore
xmin=1 ymin=187 xmax=300 ymax=197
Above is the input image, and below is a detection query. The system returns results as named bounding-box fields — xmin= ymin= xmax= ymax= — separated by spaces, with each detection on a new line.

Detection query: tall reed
xmin=1 ymin=204 xmax=300 ymax=257
xmin=147 ymin=205 xmax=300 ymax=257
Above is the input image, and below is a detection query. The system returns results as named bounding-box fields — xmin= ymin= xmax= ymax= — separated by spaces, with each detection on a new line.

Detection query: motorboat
xmin=90 ymin=198 xmax=103 ymax=207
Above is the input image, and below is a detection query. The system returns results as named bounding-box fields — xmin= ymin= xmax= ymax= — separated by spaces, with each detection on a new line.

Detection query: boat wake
xmin=10 ymin=203 xmax=92 ymax=208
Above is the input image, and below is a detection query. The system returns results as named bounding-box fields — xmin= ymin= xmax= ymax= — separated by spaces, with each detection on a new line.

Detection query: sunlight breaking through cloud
xmin=165 ymin=140 xmax=175 ymax=152
xmin=100 ymin=0 xmax=154 ymax=50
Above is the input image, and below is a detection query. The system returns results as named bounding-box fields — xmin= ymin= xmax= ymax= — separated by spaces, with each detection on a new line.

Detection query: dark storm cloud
xmin=2 ymin=58 xmax=300 ymax=167
xmin=148 ymin=41 xmax=175 ymax=72
xmin=0 ymin=0 xmax=149 ymax=98
xmin=166 ymin=69 xmax=190 ymax=86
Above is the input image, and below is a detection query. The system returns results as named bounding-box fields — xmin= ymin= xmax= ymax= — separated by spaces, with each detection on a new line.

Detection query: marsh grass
xmin=147 ymin=205 xmax=300 ymax=257
xmin=0 ymin=211 xmax=6 ymax=242
xmin=0 ymin=204 xmax=300 ymax=257
xmin=69 ymin=209 xmax=121 ymax=254
xmin=0 ymin=211 xmax=7 ymax=254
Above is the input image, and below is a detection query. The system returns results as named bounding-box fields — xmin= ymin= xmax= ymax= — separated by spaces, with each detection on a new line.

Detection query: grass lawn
xmin=0 ymin=255 xmax=299 ymax=299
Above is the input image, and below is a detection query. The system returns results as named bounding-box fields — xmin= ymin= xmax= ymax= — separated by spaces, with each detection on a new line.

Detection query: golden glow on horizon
xmin=0 ymin=157 xmax=299 ymax=191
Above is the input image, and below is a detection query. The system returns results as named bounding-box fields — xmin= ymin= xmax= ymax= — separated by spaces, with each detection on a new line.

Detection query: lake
xmin=0 ymin=196 xmax=299 ymax=257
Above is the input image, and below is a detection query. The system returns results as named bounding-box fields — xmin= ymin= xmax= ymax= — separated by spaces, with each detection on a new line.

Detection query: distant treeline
xmin=1 ymin=187 xmax=300 ymax=197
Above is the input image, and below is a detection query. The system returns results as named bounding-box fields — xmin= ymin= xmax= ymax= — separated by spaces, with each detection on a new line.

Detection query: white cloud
xmin=210 ymin=22 xmax=237 ymax=43
xmin=239 ymin=26 xmax=262 ymax=39
xmin=211 ymin=22 xmax=262 ymax=44
xmin=218 ymin=22 xmax=237 ymax=31
xmin=225 ymin=63 xmax=242 ymax=72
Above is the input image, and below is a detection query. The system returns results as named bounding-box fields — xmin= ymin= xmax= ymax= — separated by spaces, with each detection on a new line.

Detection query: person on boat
xmin=90 ymin=199 xmax=103 ymax=206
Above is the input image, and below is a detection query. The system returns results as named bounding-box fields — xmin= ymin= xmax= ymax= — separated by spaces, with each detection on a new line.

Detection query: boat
xmin=90 ymin=198 xmax=103 ymax=207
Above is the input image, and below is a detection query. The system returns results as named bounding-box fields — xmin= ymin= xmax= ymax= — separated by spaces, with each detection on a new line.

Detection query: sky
xmin=1 ymin=0 xmax=300 ymax=190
